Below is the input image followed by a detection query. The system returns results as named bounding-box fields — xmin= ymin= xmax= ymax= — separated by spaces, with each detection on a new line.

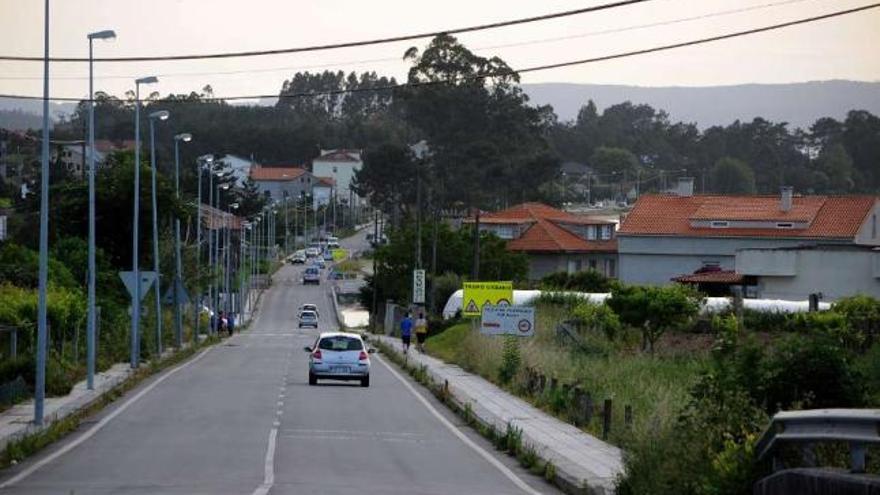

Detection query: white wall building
xmin=217 ymin=154 xmax=256 ymax=187
xmin=311 ymin=149 xmax=362 ymax=201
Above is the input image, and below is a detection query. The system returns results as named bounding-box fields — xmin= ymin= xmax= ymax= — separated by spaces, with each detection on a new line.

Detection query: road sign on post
xmin=481 ymin=305 xmax=535 ymax=336
xmin=413 ymin=269 xmax=426 ymax=304
xmin=462 ymin=281 xmax=513 ymax=317
xmin=162 ymin=278 xmax=190 ymax=305
xmin=119 ymin=271 xmax=156 ymax=301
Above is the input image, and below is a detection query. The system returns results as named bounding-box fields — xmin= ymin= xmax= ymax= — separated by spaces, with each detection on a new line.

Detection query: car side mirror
xmin=367 ymin=348 xmax=376 ymax=354
xmin=303 ymin=346 xmax=312 ymax=353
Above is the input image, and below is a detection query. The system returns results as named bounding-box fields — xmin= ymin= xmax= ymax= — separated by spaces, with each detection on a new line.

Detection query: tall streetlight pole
xmin=283 ymin=192 xmax=289 ymax=255
xmin=131 ymin=75 xmax=158 ymax=369
xmin=34 ymin=0 xmax=51 ymax=426
xmin=86 ymin=29 xmax=116 ymax=391
xmin=148 ymin=110 xmax=169 ymax=356
xmin=195 ymin=156 xmax=212 ymax=343
xmin=216 ymin=183 xmax=229 ymax=313
xmin=172 ymin=133 xmax=191 ymax=348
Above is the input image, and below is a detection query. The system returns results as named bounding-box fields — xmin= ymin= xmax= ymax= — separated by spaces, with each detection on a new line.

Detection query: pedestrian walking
xmin=400 ymin=312 xmax=413 ymax=354
xmin=415 ymin=311 xmax=428 ymax=353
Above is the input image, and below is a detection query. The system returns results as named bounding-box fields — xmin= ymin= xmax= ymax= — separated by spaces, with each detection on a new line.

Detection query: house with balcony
xmin=466 ymin=202 xmax=618 ymax=280
xmin=617 ymin=178 xmax=880 ymax=291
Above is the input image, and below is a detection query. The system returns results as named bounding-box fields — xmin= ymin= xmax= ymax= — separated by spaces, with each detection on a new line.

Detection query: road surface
xmin=0 ymin=229 xmax=558 ymax=494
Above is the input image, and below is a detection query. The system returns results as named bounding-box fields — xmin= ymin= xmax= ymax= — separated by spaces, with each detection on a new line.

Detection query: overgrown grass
xmin=424 ymin=304 xmax=708 ymax=445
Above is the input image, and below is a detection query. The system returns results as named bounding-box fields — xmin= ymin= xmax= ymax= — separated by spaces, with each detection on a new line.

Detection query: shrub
xmin=832 ymin=295 xmax=880 ymax=350
xmin=570 ymin=300 xmax=621 ymax=341
xmin=540 ymin=270 xmax=612 ymax=292
xmin=607 ymin=284 xmax=703 ymax=353
xmin=431 ymin=271 xmax=462 ymax=316
xmin=498 ymin=336 xmax=521 ymax=385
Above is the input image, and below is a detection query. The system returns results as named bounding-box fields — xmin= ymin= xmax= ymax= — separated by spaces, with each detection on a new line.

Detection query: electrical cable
xmin=0 ymin=0 xmax=813 ymax=81
xmin=0 ymin=2 xmax=876 ymax=102
xmin=0 ymin=0 xmax=652 ymax=62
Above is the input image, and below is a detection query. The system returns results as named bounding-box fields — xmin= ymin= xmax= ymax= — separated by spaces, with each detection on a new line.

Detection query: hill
xmin=521 ymin=80 xmax=880 ymax=129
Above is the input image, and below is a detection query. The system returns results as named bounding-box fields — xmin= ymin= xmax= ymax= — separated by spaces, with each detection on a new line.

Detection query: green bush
xmin=608 ymin=284 xmax=703 ymax=353
xmin=540 ymin=270 xmax=612 ymax=292
xmin=570 ymin=300 xmax=621 ymax=341
xmin=832 ymin=295 xmax=880 ymax=350
xmin=431 ymin=271 xmax=462 ymax=316
xmin=0 ymin=242 xmax=77 ymax=289
xmin=498 ymin=336 xmax=521 ymax=384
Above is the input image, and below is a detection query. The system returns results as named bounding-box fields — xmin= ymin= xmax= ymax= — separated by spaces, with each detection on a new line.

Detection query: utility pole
xmin=472 ymin=208 xmax=480 ymax=280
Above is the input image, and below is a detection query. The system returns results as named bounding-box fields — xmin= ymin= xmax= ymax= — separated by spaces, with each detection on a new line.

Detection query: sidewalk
xmin=0 ymin=362 xmax=133 ymax=452
xmin=373 ymin=334 xmax=624 ymax=495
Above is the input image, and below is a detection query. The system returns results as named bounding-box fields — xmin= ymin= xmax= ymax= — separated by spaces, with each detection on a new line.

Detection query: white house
xmin=249 ymin=165 xmax=314 ymax=203
xmin=311 ymin=149 xmax=362 ymax=201
xmin=217 ymin=154 xmax=256 ymax=187
xmin=313 ymin=176 xmax=334 ymax=210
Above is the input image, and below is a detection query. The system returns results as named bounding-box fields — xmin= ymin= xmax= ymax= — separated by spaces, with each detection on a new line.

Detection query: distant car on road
xmin=304 ymin=332 xmax=374 ymax=387
xmin=322 ymin=250 xmax=334 ymax=262
xmin=312 ymin=258 xmax=326 ymax=270
xmin=290 ymin=251 xmax=307 ymax=264
xmin=299 ymin=303 xmax=319 ymax=318
xmin=298 ymin=310 xmax=319 ymax=329
xmin=305 ymin=247 xmax=320 ymax=258
xmin=302 ymin=267 xmax=321 ymax=285
xmin=327 ymin=241 xmax=341 ymax=250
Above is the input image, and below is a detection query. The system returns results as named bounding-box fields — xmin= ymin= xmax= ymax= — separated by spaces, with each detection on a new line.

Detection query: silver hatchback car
xmin=305 ymin=332 xmax=374 ymax=387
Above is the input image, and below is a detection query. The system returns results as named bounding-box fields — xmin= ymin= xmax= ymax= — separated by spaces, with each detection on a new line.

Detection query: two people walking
xmin=400 ymin=311 xmax=428 ymax=354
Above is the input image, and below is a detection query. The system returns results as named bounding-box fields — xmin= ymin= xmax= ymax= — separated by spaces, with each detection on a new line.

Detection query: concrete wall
xmin=527 ymin=253 xmax=618 ymax=280
xmin=618 ymin=235 xmax=849 ymax=285
xmin=739 ymin=248 xmax=880 ymax=301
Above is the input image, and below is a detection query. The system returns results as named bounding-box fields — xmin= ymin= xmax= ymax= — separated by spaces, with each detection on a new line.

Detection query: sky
xmin=0 ymin=0 xmax=878 ymax=101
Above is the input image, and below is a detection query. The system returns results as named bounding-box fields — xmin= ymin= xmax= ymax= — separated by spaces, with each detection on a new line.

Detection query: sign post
xmin=413 ymin=269 xmax=426 ymax=305
xmin=480 ymin=305 xmax=535 ymax=336
xmin=462 ymin=281 xmax=513 ymax=317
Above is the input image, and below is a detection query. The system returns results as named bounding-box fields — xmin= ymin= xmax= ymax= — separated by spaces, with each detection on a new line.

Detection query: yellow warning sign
xmin=462 ymin=281 xmax=513 ymax=317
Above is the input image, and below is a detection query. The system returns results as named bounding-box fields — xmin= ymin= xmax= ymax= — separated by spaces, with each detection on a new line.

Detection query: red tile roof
xmin=314 ymin=176 xmax=336 ymax=187
xmin=619 ymin=194 xmax=877 ymax=239
xmin=314 ymin=149 xmax=361 ymax=162
xmin=200 ymin=204 xmax=244 ymax=230
xmin=470 ymin=202 xmax=617 ymax=253
xmin=249 ymin=166 xmax=307 ymax=181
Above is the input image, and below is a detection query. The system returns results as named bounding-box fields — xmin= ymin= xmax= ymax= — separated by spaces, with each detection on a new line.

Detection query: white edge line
xmin=0 ymin=347 xmax=215 ymax=489
xmin=250 ymin=427 xmax=278 ymax=495
xmin=375 ymin=353 xmax=542 ymax=495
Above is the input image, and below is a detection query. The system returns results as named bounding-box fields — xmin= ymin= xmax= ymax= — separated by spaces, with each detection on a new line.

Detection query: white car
xmin=298 ymin=310 xmax=319 ymax=328
xmin=299 ymin=303 xmax=319 ymax=319
xmin=304 ymin=332 xmax=374 ymax=387
xmin=305 ymin=247 xmax=320 ymax=258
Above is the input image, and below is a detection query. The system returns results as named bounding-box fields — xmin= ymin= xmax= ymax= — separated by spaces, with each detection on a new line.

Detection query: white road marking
xmin=251 ymin=427 xmax=278 ymax=495
xmin=375 ymin=354 xmax=542 ymax=495
xmin=0 ymin=347 xmax=215 ymax=489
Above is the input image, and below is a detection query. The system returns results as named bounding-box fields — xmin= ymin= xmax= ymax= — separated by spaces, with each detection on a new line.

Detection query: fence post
xmin=851 ymin=442 xmax=867 ymax=473
xmin=537 ymin=374 xmax=546 ymax=393
xmin=624 ymin=405 xmax=633 ymax=429
xmin=550 ymin=376 xmax=558 ymax=391
xmin=602 ymin=399 xmax=613 ymax=440
xmin=584 ymin=392 xmax=594 ymax=425
xmin=572 ymin=387 xmax=584 ymax=426
xmin=10 ymin=329 xmax=16 ymax=360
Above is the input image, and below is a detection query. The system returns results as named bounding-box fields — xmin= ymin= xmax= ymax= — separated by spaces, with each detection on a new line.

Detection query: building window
xmin=776 ymin=222 xmax=794 ymax=229
xmin=333 ymin=166 xmax=338 ymax=173
xmin=601 ymin=225 xmax=612 ymax=240
xmin=495 ymin=226 xmax=514 ymax=239
xmin=587 ymin=226 xmax=597 ymax=240
xmin=604 ymin=259 xmax=616 ymax=278
xmin=589 ymin=259 xmax=598 ymax=270
xmin=702 ymin=261 xmax=720 ymax=268
xmin=567 ymin=260 xmax=577 ymax=274
xmin=710 ymin=221 xmax=729 ymax=228
xmin=0 ymin=215 xmax=6 ymax=241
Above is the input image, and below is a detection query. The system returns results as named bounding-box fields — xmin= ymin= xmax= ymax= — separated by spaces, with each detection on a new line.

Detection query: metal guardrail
xmin=755 ymin=409 xmax=880 ymax=473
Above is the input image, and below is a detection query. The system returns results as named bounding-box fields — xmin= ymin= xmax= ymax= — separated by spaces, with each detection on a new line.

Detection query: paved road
xmin=0 ymin=229 xmax=558 ymax=495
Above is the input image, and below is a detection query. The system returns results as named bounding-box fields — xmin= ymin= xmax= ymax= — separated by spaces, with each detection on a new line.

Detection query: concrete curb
xmin=373 ymin=334 xmax=623 ymax=495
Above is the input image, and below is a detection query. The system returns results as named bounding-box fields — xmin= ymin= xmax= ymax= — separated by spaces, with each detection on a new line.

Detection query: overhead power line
xmin=1 ymin=2 xmax=877 ymax=102
xmin=0 ymin=0 xmax=815 ymax=81
xmin=0 ymin=0 xmax=652 ymax=63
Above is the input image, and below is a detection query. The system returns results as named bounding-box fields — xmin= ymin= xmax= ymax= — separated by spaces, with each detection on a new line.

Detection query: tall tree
xmin=710 ymin=157 xmax=756 ymax=194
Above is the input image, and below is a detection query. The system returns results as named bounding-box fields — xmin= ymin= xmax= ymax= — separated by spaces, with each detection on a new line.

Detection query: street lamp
xmin=216 ymin=182 xmax=230 ymax=316
xmin=194 ymin=155 xmax=212 ymax=344
xmin=131 ymin=75 xmax=158 ymax=369
xmin=86 ymin=28 xmax=116 ymax=391
xmin=148 ymin=109 xmax=169 ymax=356
xmin=172 ymin=133 xmax=191 ymax=348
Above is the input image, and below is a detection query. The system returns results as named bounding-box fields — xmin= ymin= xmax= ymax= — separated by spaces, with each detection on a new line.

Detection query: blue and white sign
xmin=480 ymin=305 xmax=535 ymax=337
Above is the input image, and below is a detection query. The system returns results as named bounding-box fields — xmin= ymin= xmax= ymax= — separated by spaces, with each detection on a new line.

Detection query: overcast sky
xmin=0 ymin=0 xmax=878 ymax=100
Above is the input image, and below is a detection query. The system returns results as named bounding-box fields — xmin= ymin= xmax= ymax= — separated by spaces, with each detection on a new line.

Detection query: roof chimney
xmin=677 ymin=177 xmax=695 ymax=197
xmin=780 ymin=186 xmax=793 ymax=212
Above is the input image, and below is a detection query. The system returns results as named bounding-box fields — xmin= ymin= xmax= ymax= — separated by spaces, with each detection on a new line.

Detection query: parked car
xmin=302 ymin=267 xmax=321 ymax=285
xmin=304 ymin=332 xmax=374 ymax=387
xmin=298 ymin=310 xmax=319 ymax=329
xmin=299 ymin=303 xmax=319 ymax=318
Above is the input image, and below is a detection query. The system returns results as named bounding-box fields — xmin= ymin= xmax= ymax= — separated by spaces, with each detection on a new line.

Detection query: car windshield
xmin=305 ymin=268 xmax=318 ymax=274
xmin=301 ymin=312 xmax=316 ymax=320
xmin=318 ymin=336 xmax=363 ymax=351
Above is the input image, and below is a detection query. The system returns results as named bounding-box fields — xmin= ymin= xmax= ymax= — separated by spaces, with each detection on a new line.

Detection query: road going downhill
xmin=0 ymin=229 xmax=558 ymax=495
